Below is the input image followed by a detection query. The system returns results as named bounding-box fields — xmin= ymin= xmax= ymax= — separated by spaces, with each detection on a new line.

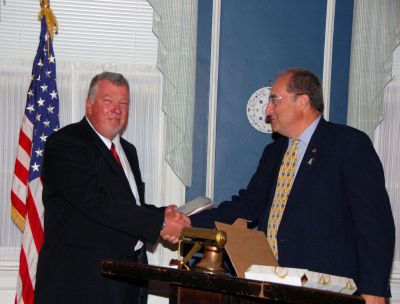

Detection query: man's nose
xmin=111 ymin=103 xmax=121 ymax=114
xmin=265 ymin=102 xmax=273 ymax=116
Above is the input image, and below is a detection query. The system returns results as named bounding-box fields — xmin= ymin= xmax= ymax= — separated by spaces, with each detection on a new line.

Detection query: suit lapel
xmin=80 ymin=118 xmax=134 ymax=197
xmin=258 ymin=137 xmax=290 ymax=231
xmin=120 ymin=138 xmax=145 ymax=205
xmin=120 ymin=139 xmax=141 ymax=186
xmin=269 ymin=139 xmax=289 ymax=200
xmin=263 ymin=120 xmax=328 ymax=230
xmin=289 ymin=118 xmax=327 ymax=201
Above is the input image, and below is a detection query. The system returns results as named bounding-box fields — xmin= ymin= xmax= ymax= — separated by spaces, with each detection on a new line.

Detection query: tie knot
xmin=286 ymin=139 xmax=299 ymax=155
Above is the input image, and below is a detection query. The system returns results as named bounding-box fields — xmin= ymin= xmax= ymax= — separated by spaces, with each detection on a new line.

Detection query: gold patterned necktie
xmin=267 ymin=139 xmax=299 ymax=257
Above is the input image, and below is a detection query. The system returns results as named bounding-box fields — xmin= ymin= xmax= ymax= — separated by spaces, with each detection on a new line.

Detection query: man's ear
xmin=85 ymin=99 xmax=92 ymax=114
xmin=297 ymin=93 xmax=310 ymax=109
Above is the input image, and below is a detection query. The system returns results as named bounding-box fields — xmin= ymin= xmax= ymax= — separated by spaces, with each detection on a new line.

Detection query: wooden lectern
xmin=101 ymin=260 xmax=365 ymax=304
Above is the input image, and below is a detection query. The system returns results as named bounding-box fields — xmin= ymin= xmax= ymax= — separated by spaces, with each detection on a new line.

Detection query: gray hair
xmin=280 ymin=68 xmax=324 ymax=113
xmin=87 ymin=71 xmax=130 ymax=101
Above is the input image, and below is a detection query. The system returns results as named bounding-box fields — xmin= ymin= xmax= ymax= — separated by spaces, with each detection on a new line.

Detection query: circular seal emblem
xmin=246 ymin=87 xmax=272 ymax=133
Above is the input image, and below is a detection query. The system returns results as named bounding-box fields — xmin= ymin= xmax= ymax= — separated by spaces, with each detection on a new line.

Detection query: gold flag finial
xmin=38 ymin=0 xmax=58 ymax=40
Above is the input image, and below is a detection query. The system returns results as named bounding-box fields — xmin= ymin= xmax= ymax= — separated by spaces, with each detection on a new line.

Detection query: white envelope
xmin=303 ymin=270 xmax=357 ymax=295
xmin=245 ymin=265 xmax=307 ymax=286
xmin=245 ymin=265 xmax=357 ymax=295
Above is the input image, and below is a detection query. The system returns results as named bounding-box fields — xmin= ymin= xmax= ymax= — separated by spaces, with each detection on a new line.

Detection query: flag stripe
xmin=14 ymin=159 xmax=30 ymax=188
xmin=18 ymin=128 xmax=33 ymax=156
xmin=18 ymin=248 xmax=34 ymax=304
xmin=21 ymin=115 xmax=34 ymax=136
xmin=11 ymin=172 xmax=28 ymax=202
xmin=22 ymin=217 xmax=39 ymax=288
xmin=27 ymin=184 xmax=44 ymax=251
xmin=11 ymin=190 xmax=26 ymax=219
xmin=16 ymin=145 xmax=31 ymax=173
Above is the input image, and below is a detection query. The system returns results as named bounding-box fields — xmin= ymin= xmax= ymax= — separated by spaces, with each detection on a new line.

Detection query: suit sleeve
xmin=342 ymin=131 xmax=395 ymax=296
xmin=42 ymin=132 xmax=164 ymax=244
xmin=190 ymin=145 xmax=276 ymax=229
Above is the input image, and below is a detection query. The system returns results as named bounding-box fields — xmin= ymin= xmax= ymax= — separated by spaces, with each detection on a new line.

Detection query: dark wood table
xmin=101 ymin=260 xmax=365 ymax=304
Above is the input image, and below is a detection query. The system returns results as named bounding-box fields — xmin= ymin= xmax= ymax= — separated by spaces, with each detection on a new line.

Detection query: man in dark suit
xmin=191 ymin=68 xmax=395 ymax=304
xmin=34 ymin=72 xmax=190 ymax=304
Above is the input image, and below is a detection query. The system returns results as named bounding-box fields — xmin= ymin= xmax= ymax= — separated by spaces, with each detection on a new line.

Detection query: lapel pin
xmin=311 ymin=148 xmax=317 ymax=153
xmin=307 ymin=158 xmax=315 ymax=166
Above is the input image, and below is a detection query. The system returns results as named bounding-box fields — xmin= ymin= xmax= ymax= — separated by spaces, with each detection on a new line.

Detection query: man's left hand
xmin=361 ymin=294 xmax=387 ymax=304
xmin=160 ymin=205 xmax=191 ymax=243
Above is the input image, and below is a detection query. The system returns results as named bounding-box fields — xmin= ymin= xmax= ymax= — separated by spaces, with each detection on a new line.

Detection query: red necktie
xmin=110 ymin=143 xmax=121 ymax=165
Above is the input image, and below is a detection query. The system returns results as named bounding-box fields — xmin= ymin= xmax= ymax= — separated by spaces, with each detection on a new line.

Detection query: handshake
xmin=160 ymin=205 xmax=191 ymax=244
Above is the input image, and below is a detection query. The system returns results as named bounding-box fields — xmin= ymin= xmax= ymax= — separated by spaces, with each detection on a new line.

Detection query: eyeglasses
xmin=268 ymin=92 xmax=309 ymax=105
xmin=268 ymin=95 xmax=283 ymax=105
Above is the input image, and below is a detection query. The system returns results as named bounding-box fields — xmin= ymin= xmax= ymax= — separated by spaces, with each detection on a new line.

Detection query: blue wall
xmin=187 ymin=0 xmax=213 ymax=200
xmin=187 ymin=0 xmax=354 ymax=203
xmin=329 ymin=0 xmax=354 ymax=124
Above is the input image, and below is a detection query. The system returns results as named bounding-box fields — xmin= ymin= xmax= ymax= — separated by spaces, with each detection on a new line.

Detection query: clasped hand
xmin=160 ymin=205 xmax=191 ymax=244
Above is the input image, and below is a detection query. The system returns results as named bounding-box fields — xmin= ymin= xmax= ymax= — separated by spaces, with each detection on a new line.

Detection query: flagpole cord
xmin=38 ymin=0 xmax=58 ymax=40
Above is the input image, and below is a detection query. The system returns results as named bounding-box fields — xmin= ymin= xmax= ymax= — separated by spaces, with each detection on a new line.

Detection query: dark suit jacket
xmin=191 ymin=118 xmax=395 ymax=297
xmin=35 ymin=118 xmax=164 ymax=304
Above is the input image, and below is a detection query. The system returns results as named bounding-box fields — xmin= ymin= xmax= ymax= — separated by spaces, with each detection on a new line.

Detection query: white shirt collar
xmin=85 ymin=116 xmax=120 ymax=149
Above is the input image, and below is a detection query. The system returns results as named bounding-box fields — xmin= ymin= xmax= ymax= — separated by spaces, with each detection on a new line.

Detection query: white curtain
xmin=347 ymin=0 xmax=399 ymax=135
xmin=148 ymin=0 xmax=198 ymax=187
xmin=0 ymin=58 xmax=164 ymax=264
xmin=347 ymin=0 xmax=400 ymax=281
xmin=374 ymin=45 xmax=400 ymax=275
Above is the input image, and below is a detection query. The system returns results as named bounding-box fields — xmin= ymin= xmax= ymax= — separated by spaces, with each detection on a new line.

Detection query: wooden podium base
xmin=175 ymin=286 xmax=272 ymax=304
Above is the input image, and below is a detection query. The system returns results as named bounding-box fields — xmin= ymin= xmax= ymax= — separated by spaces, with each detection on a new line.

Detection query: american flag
xmin=10 ymin=14 xmax=59 ymax=304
